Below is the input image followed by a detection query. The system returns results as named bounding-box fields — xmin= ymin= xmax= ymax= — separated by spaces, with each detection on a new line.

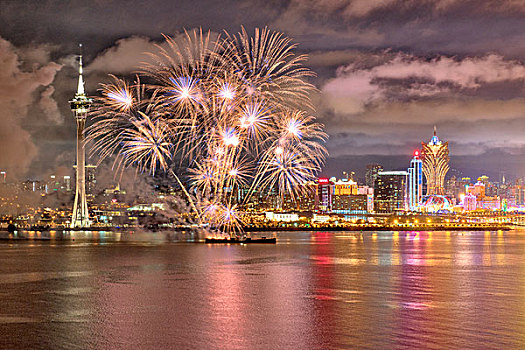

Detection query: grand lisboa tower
xmin=421 ymin=126 xmax=449 ymax=196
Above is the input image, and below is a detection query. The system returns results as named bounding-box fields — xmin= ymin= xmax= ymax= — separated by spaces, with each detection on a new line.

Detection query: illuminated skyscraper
xmin=316 ymin=178 xmax=332 ymax=212
xmin=408 ymin=150 xmax=423 ymax=210
xmin=70 ymin=45 xmax=92 ymax=228
xmin=421 ymin=127 xmax=449 ymax=196
xmin=374 ymin=171 xmax=408 ymax=213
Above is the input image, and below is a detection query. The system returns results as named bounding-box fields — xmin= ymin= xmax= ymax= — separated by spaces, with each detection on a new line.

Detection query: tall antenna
xmin=76 ymin=43 xmax=85 ymax=95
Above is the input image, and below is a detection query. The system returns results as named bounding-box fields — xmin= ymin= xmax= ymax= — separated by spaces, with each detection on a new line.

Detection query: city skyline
xmin=3 ymin=1 xmax=525 ymax=181
xmin=3 ymin=4 xmax=525 ymax=349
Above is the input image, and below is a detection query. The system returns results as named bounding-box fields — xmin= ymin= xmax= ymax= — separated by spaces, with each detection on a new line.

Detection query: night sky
xmin=2 ymin=0 xmax=525 ymax=182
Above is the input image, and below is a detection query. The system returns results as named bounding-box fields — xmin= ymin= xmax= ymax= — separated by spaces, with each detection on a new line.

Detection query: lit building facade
xmin=357 ymin=186 xmax=375 ymax=213
xmin=374 ymin=171 xmax=408 ymax=213
xmin=316 ymin=178 xmax=332 ymax=212
xmin=332 ymin=194 xmax=368 ymax=214
xmin=331 ymin=179 xmax=360 ymax=213
xmin=408 ymin=150 xmax=423 ymax=211
xmin=333 ymin=180 xmax=358 ymax=196
xmin=421 ymin=127 xmax=449 ymax=195
xmin=463 ymin=193 xmax=477 ymax=211
xmin=265 ymin=212 xmax=299 ymax=222
xmin=315 ymin=178 xmax=374 ymax=214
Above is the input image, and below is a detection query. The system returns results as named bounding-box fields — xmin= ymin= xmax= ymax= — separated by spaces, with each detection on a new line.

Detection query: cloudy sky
xmin=2 ymin=0 xmax=525 ymax=182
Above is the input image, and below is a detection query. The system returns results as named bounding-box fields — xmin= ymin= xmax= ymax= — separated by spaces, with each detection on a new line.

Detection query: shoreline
xmin=245 ymin=225 xmax=513 ymax=232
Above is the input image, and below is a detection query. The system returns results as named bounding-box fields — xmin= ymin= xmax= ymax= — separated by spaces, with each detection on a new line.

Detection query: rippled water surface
xmin=1 ymin=230 xmax=525 ymax=349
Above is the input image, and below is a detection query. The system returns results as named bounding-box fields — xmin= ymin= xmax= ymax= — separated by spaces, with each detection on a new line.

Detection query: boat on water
xmin=205 ymin=233 xmax=277 ymax=244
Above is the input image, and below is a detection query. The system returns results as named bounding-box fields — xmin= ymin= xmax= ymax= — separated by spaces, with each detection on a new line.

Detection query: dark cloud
xmin=0 ymin=37 xmax=62 ymax=178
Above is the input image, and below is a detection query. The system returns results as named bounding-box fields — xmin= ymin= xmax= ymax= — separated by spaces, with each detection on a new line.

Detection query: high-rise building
xmin=357 ymin=186 xmax=374 ymax=213
xmin=333 ymin=179 xmax=358 ymax=196
xmin=365 ymin=163 xmax=383 ymax=188
xmin=407 ymin=150 xmax=423 ymax=211
xmin=514 ymin=179 xmax=525 ymax=205
xmin=332 ymin=194 xmax=368 ymax=213
xmin=315 ymin=178 xmax=374 ymax=214
xmin=70 ymin=46 xmax=93 ymax=228
xmin=374 ymin=171 xmax=408 ymax=213
xmin=421 ymin=126 xmax=449 ymax=195
xmin=316 ymin=178 xmax=332 ymax=212
xmin=331 ymin=179 xmax=365 ymax=213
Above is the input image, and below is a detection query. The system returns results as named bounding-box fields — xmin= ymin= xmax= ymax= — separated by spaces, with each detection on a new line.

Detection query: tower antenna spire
xmin=76 ymin=43 xmax=85 ymax=95
xmin=434 ymin=125 xmax=437 ymax=137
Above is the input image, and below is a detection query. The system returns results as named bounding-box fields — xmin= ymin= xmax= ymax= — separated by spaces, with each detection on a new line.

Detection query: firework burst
xmin=88 ymin=27 xmax=327 ymax=237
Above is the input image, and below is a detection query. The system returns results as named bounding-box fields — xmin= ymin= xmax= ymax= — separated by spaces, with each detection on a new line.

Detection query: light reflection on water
xmin=0 ymin=230 xmax=525 ymax=349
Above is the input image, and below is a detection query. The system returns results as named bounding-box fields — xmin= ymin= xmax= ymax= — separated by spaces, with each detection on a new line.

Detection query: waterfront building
xmin=407 ymin=150 xmax=423 ymax=211
xmin=332 ymin=179 xmax=373 ymax=214
xmin=463 ymin=193 xmax=477 ymax=211
xmin=333 ymin=179 xmax=358 ymax=196
xmin=421 ymin=127 xmax=449 ymax=195
xmin=374 ymin=171 xmax=408 ymax=213
xmin=70 ymin=47 xmax=93 ymax=228
xmin=316 ymin=178 xmax=332 ymax=212
xmin=332 ymin=193 xmax=368 ymax=213
xmin=514 ymin=184 xmax=525 ymax=205
xmin=357 ymin=186 xmax=374 ymax=213
xmin=312 ymin=213 xmax=330 ymax=223
xmin=314 ymin=178 xmax=374 ymax=214
xmin=365 ymin=163 xmax=383 ymax=188
xmin=478 ymin=196 xmax=501 ymax=210
xmin=265 ymin=212 xmax=299 ymax=222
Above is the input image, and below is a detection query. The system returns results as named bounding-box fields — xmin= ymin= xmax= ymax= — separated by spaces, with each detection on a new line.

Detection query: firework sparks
xmin=101 ymin=75 xmax=134 ymax=112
